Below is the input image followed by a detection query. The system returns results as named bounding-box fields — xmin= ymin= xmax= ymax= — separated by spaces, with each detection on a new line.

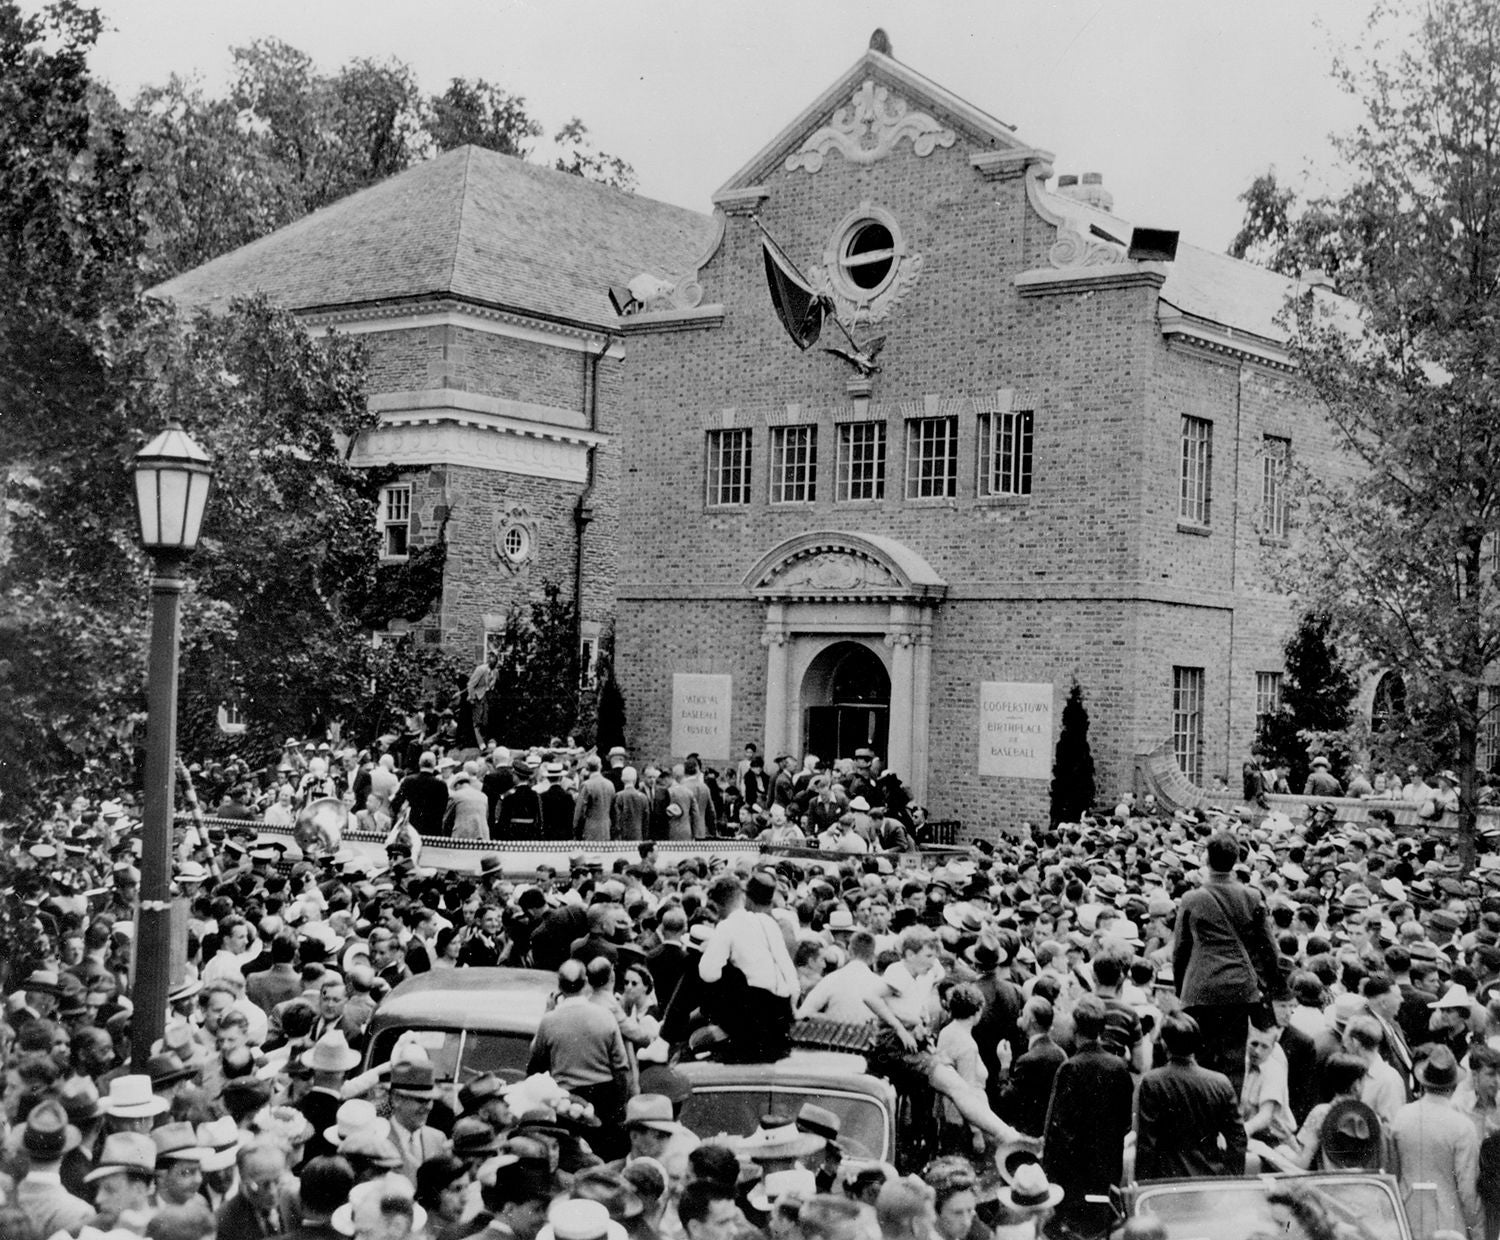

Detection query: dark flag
xmin=762 ymin=236 xmax=831 ymax=351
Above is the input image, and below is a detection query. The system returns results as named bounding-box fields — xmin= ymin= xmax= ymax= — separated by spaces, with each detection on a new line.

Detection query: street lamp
xmin=131 ymin=423 xmax=213 ymax=1068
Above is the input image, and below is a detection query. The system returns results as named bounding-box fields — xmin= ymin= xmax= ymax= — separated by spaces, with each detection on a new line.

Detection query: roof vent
xmin=1055 ymin=172 xmax=1114 ymax=213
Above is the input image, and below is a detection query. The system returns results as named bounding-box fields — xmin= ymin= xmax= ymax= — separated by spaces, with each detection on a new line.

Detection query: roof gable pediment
xmin=717 ymin=47 xmax=1035 ymax=197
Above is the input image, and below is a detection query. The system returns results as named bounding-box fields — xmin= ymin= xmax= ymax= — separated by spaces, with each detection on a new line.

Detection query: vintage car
xmin=365 ymin=968 xmax=898 ymax=1163
xmin=1120 ymin=1173 xmax=1418 ymax=1240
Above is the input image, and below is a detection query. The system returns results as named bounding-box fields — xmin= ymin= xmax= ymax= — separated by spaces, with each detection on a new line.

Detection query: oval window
xmin=840 ymin=220 xmax=896 ymax=292
xmin=502 ymin=526 xmax=529 ymax=563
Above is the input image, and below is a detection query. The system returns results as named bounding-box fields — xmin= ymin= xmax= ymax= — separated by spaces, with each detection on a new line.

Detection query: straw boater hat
xmin=537 ymin=1198 xmax=627 ymax=1240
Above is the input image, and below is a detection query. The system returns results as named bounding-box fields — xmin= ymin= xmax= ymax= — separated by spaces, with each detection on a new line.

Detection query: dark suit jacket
xmin=1043 ymin=1043 xmax=1135 ymax=1193
xmin=1173 ymin=873 xmax=1281 ymax=1007
xmin=998 ymin=1036 xmax=1066 ymax=1137
xmin=1134 ymin=1058 xmax=1246 ymax=1179
xmin=1280 ymin=1022 xmax=1320 ymax=1124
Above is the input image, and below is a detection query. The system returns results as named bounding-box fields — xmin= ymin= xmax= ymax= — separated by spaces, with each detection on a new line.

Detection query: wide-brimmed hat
xmin=1417 ymin=1045 xmax=1461 ymax=1092
xmin=58 ymin=1077 xmax=103 ymax=1125
xmin=999 ymin=1163 xmax=1064 ymax=1211
xmin=152 ymin=1122 xmax=209 ymax=1164
xmin=748 ymin=1165 xmax=817 ymax=1213
xmin=479 ymin=855 xmax=504 ymax=876
xmin=994 ymin=1140 xmax=1042 ymax=1184
xmin=332 ymin=1175 xmax=427 ymax=1237
xmin=20 ymin=1098 xmax=82 ymax=1159
xmin=301 ymin=1028 xmax=361 ymax=1073
xmin=1320 ymin=1098 xmax=1382 ymax=1168
xmin=943 ymin=903 xmax=985 ymax=935
xmin=736 ymin=1114 xmax=826 ymax=1162
xmin=146 ymin=1052 xmax=197 ymax=1090
xmin=538 ymin=1198 xmax=627 ymax=1240
xmin=168 ymin=978 xmax=203 ymax=1005
xmin=623 ymin=1094 xmax=683 ymax=1134
xmin=196 ymin=1117 xmax=244 ymax=1172
xmin=1428 ymin=983 xmax=1472 ymax=1011
xmin=451 ymin=1115 xmax=504 ymax=1158
xmin=389 ymin=1059 xmax=442 ymax=1099
xmin=100 ymin=1074 xmax=170 ymax=1119
xmin=323 ymin=1098 xmax=390 ymax=1147
xmin=85 ymin=1132 xmax=157 ymax=1182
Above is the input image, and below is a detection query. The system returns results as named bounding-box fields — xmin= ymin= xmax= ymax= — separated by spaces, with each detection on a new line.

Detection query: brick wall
xmin=612 ymin=111 xmax=1337 ymax=833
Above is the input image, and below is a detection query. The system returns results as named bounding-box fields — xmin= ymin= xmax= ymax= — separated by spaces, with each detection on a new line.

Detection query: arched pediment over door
xmin=744 ymin=531 xmax=947 ymax=804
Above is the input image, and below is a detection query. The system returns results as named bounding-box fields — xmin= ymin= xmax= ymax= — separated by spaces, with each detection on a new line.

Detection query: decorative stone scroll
xmin=760 ymin=550 xmax=901 ymax=598
xmin=786 ymin=79 xmax=956 ymax=173
xmin=493 ymin=505 xmax=539 ymax=574
xmin=1048 ymin=222 xmax=1127 ymax=270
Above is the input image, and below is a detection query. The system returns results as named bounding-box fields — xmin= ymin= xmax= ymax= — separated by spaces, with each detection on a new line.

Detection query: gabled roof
xmin=716 ymin=44 xmax=1034 ymax=197
xmin=149 ymin=146 xmax=718 ymax=330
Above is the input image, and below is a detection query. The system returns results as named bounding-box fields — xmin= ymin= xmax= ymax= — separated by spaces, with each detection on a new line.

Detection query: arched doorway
xmin=801 ymin=641 xmax=890 ymax=763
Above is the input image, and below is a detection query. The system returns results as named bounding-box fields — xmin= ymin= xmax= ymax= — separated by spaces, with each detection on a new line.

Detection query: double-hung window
xmin=905 ymin=416 xmax=958 ymax=499
xmin=769 ymin=425 xmax=816 ymax=504
xmin=380 ymin=484 xmax=411 ymax=559
xmin=705 ymin=429 xmax=752 ymax=507
xmin=1180 ymin=416 xmax=1213 ymax=526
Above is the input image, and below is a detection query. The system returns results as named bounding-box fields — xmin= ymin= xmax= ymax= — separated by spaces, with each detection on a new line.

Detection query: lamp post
xmin=131 ymin=423 xmax=213 ymax=1068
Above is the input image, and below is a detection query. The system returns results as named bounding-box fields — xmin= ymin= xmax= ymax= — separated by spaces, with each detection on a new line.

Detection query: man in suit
xmin=539 ymin=763 xmax=576 ymax=840
xmin=217 ymin=1139 xmax=296 ymax=1240
xmin=1363 ymin=973 xmax=1415 ymax=1101
xmin=1390 ymin=1047 xmax=1481 ymax=1240
xmin=1043 ymin=997 xmax=1135 ymax=1238
xmin=1134 ymin=1012 xmax=1245 ymax=1180
xmin=386 ymin=1060 xmax=451 ymax=1180
xmin=997 ymin=995 xmax=1066 ymax=1137
xmin=14 ymin=1099 xmax=94 ymax=1237
xmin=573 ymin=755 xmax=616 ymax=842
xmin=1173 ymin=830 xmax=1283 ymax=1090
xmin=1272 ymin=986 xmax=1320 ymax=1124
xmin=295 ymin=1029 xmax=361 ymax=1164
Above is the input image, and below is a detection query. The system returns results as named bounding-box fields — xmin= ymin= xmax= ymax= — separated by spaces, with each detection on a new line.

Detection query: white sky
xmin=78 ymin=0 xmax=1373 ymax=252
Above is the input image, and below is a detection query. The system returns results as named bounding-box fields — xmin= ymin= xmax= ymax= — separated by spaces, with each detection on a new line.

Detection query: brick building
xmin=608 ymin=43 xmax=1343 ymax=828
xmin=155 ymin=41 xmax=1344 ymax=831
xmin=152 ymin=147 xmax=715 ymax=666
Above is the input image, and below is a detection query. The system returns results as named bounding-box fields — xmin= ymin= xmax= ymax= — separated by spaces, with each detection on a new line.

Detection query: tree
xmin=1 ymin=296 xmax=450 ymax=812
xmin=1257 ymin=0 xmax=1500 ymax=861
xmin=1256 ymin=612 xmax=1359 ymax=791
xmin=553 ymin=117 xmax=637 ymax=192
xmin=1049 ymin=680 xmax=1096 ymax=825
xmin=488 ymin=582 xmax=581 ymax=745
xmin=426 ymin=77 xmax=542 ymax=156
xmin=593 ymin=625 xmax=628 ymax=753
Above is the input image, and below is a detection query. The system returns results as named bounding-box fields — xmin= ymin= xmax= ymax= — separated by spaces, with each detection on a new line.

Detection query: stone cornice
xmin=971 ymin=148 xmax=1054 ymax=181
xmin=1157 ymin=305 xmax=1296 ymax=372
xmin=367 ymin=390 xmax=606 ymax=445
xmin=301 ymin=298 xmax=626 ymax=358
xmin=613 ymin=305 xmax=726 ymax=334
xmin=1014 ymin=264 xmax=1168 ymax=297
xmin=713 ymin=186 xmax=770 ymax=216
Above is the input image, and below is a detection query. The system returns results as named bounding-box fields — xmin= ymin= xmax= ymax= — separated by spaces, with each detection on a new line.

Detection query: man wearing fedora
xmin=1392 ymin=1046 xmax=1482 ymax=1240
xmin=605 ymin=1093 xmax=685 ymax=1172
xmin=296 ymin=1028 xmax=362 ymax=1162
xmin=15 ymin=1098 xmax=94 ymax=1236
xmin=86 ymin=1131 xmax=159 ymax=1235
xmin=387 ymin=1058 xmax=452 ymax=1179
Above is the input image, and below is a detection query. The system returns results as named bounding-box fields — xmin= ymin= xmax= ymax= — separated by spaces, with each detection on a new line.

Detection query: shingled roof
xmin=149 ymin=145 xmax=718 ymax=329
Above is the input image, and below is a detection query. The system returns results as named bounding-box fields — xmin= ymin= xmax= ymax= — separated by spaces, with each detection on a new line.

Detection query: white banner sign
xmin=671 ymin=673 xmax=733 ymax=760
xmin=978 ymin=681 xmax=1054 ymax=779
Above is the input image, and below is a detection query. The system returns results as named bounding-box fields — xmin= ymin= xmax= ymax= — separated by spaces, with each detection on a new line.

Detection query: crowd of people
xmin=8 ymin=738 xmax=1500 ymax=1240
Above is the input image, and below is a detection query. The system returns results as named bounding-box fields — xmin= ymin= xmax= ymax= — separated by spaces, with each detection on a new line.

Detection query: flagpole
xmin=751 ymin=215 xmax=867 ymax=355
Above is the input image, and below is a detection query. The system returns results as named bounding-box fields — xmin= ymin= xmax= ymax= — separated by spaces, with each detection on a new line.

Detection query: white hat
xmin=323 ymin=1098 xmax=390 ymax=1147
xmin=748 ymin=1166 xmax=816 ymax=1213
xmin=332 ymin=1175 xmax=427 ymax=1237
xmin=1429 ymin=983 xmax=1473 ymax=1011
xmin=539 ymin=1199 xmax=628 ymax=1240
xmin=99 ymin=1074 xmax=169 ymax=1119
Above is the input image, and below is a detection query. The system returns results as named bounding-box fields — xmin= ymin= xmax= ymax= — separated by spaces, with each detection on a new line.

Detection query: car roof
xmin=676 ymin=1051 xmax=891 ymax=1096
xmin=366 ymin=967 xmax=557 ymax=1034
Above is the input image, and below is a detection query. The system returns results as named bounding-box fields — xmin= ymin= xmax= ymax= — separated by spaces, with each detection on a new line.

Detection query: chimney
xmin=1055 ymin=172 xmax=1114 ymax=213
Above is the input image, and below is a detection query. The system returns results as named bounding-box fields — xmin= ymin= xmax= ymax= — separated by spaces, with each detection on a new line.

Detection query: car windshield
xmin=1133 ymin=1179 xmax=1406 ymax=1240
xmin=678 ymin=1086 xmax=887 ymax=1161
xmin=366 ymin=1027 xmax=533 ymax=1084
